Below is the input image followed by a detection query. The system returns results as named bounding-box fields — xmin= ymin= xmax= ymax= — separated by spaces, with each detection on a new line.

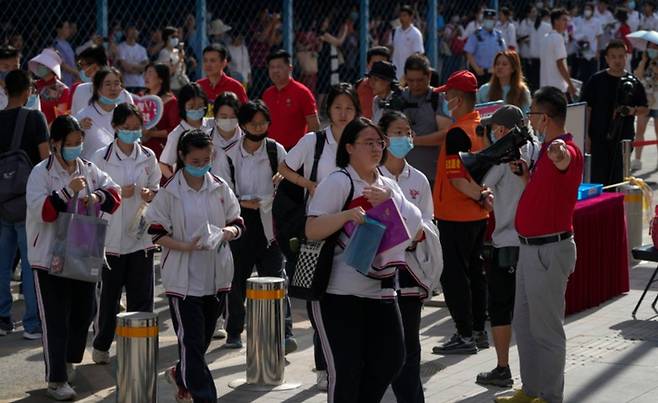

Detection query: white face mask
xmin=168 ymin=37 xmax=179 ymax=48
xmin=446 ymin=96 xmax=460 ymax=117
xmin=216 ymin=117 xmax=239 ymax=132
xmin=584 ymin=9 xmax=593 ymax=18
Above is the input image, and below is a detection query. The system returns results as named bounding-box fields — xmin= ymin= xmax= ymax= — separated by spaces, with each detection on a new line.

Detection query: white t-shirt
xmin=529 ymin=21 xmax=552 ymax=59
xmin=118 ymin=42 xmax=149 ymax=88
xmin=540 ymin=30 xmax=569 ymax=92
xmin=574 ymin=17 xmax=603 ymax=61
xmin=76 ymin=103 xmax=115 ymax=160
xmin=210 ymin=125 xmax=243 ymax=186
xmin=517 ymin=19 xmax=533 ymax=59
xmin=226 ymin=137 xmax=287 ymax=199
xmin=70 ymin=83 xmax=133 ymax=115
xmin=628 ymin=10 xmax=641 ymax=32
xmin=227 ymin=44 xmax=251 ymax=84
xmin=160 ymin=118 xmax=215 ymax=167
xmin=180 ymin=176 xmax=220 ymax=297
xmin=392 ymin=25 xmax=424 ymax=80
xmin=497 ymin=21 xmax=517 ymax=50
xmin=640 ymin=13 xmax=658 ymax=31
xmin=284 ymin=127 xmax=338 ymax=185
xmin=379 ymin=163 xmax=433 ymax=222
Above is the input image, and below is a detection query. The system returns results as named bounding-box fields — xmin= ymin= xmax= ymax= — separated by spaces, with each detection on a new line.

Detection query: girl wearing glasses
xmin=305 ymin=117 xmax=422 ymax=403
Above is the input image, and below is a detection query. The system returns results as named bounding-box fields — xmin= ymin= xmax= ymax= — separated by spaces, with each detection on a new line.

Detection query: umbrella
xmin=627 ymin=30 xmax=658 ymax=51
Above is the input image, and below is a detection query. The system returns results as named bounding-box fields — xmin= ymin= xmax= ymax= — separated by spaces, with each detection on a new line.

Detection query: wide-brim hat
xmin=209 ymin=19 xmax=232 ymax=36
xmin=366 ymin=61 xmax=397 ymax=82
xmin=28 ymin=48 xmax=62 ymax=79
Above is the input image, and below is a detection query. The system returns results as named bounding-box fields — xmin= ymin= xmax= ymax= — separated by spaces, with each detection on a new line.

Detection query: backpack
xmin=272 ymin=131 xmax=326 ymax=260
xmin=226 ymin=138 xmax=280 ymax=195
xmin=0 ymin=108 xmax=32 ymax=223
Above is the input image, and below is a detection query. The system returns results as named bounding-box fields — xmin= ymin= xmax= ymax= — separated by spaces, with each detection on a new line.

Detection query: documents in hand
xmin=344 ymin=198 xmax=411 ymax=254
xmin=344 ymin=216 xmax=386 ymax=275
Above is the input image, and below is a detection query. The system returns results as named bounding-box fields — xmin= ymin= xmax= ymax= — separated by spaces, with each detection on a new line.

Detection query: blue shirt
xmin=54 ymin=38 xmax=76 ymax=87
xmin=464 ymin=29 xmax=506 ymax=70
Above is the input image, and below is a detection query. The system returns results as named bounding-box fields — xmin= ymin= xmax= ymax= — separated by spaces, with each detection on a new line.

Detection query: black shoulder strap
xmin=309 ymin=130 xmax=326 ymax=183
xmin=10 ymin=108 xmax=29 ymax=151
xmin=429 ymin=90 xmax=440 ymax=113
xmin=476 ymin=29 xmax=483 ymax=42
xmin=337 ymin=169 xmax=355 ymax=211
xmin=265 ymin=138 xmax=279 ymax=175
xmin=226 ymin=156 xmax=237 ymax=196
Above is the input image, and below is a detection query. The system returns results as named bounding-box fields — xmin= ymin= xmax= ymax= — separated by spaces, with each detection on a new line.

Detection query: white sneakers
xmin=316 ymin=370 xmax=328 ymax=392
xmin=23 ymin=330 xmax=42 ymax=340
xmin=66 ymin=363 xmax=75 ymax=384
xmin=47 ymin=382 xmax=76 ymax=401
xmin=213 ymin=317 xmax=227 ymax=339
xmin=631 ymin=159 xmax=642 ymax=171
xmin=92 ymin=348 xmax=110 ymax=365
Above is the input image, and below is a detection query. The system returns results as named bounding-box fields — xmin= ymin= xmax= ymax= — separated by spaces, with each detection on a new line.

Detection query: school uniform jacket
xmin=145 ymin=170 xmax=244 ymax=298
xmin=26 ymin=155 xmax=121 ymax=271
xmin=91 ymin=141 xmax=162 ymax=255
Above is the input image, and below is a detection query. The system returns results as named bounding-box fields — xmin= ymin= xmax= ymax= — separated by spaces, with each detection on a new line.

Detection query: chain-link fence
xmin=0 ymin=0 xmax=607 ymax=100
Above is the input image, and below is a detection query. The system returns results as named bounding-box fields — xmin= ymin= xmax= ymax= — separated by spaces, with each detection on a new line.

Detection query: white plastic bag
xmin=192 ymin=222 xmax=224 ymax=250
xmin=127 ymin=202 xmax=149 ymax=240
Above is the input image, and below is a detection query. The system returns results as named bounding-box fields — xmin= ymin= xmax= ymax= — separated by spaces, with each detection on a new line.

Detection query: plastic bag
xmin=192 ymin=222 xmax=224 ymax=250
xmin=127 ymin=202 xmax=149 ymax=240
xmin=344 ymin=217 xmax=386 ymax=275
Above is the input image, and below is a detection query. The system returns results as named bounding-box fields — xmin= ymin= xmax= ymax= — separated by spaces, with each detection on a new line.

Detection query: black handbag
xmin=289 ymin=169 xmax=353 ymax=300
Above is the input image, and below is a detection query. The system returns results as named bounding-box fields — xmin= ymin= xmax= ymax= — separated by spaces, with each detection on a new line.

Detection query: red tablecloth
xmin=566 ymin=193 xmax=629 ymax=315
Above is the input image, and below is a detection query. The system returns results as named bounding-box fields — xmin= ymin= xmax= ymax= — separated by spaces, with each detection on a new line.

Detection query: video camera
xmin=607 ymin=74 xmax=639 ymax=141
xmin=459 ymin=125 xmax=533 ymax=184
xmin=377 ymin=87 xmax=415 ymax=112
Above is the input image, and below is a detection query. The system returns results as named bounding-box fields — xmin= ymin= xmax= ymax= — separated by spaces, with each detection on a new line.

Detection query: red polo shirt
xmin=262 ymin=78 xmax=317 ymax=149
xmin=197 ymin=73 xmax=248 ymax=104
xmin=515 ymin=134 xmax=583 ymax=237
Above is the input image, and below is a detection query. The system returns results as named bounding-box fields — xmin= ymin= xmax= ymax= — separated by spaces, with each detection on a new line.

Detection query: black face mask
xmin=244 ymin=129 xmax=268 ymax=142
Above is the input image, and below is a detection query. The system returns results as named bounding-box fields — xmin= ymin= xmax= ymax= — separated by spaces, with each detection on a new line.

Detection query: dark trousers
xmin=93 ymin=250 xmax=154 ymax=352
xmin=312 ymin=294 xmax=405 ymax=403
xmin=34 ymin=269 xmax=96 ymax=383
xmin=169 ymin=293 xmax=226 ymax=403
xmin=307 ymin=300 xmax=327 ymax=370
xmin=227 ymin=209 xmax=292 ymax=338
xmin=437 ymin=219 xmax=487 ymax=338
xmin=392 ymin=296 xmax=425 ymax=403
xmin=591 ymin=140 xmax=624 ymax=186
xmin=526 ymin=58 xmax=540 ymax=93
xmin=486 ymin=248 xmax=517 ymax=327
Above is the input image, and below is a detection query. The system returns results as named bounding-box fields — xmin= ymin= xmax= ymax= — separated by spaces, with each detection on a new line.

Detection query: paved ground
xmin=2 ymin=129 xmax=658 ymax=402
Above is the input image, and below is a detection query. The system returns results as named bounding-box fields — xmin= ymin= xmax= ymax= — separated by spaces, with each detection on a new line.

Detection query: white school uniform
xmin=160 ymin=118 xmax=215 ymax=168
xmin=75 ymin=103 xmax=115 ymax=160
xmin=144 ymin=171 xmax=242 ymax=297
xmin=91 ymin=141 xmax=162 ymax=255
xmin=284 ymin=127 xmax=338 ymax=185
xmin=307 ymin=165 xmax=422 ymax=300
xmin=70 ymin=84 xmax=133 ymax=115
xmin=210 ymin=125 xmax=243 ymax=187
xmin=225 ymin=137 xmax=287 ymax=243
xmin=25 ymin=155 xmax=120 ymax=271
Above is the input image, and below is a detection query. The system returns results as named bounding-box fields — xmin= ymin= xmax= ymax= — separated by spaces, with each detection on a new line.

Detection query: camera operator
xmin=400 ymin=54 xmax=452 ymax=186
xmin=370 ymin=60 xmax=400 ymax=123
xmin=581 ymin=39 xmax=648 ymax=185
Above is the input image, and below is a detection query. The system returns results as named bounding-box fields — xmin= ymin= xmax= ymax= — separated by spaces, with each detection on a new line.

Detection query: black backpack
xmin=272 ymin=131 xmax=326 ymax=260
xmin=0 ymin=108 xmax=32 ymax=223
xmin=226 ymin=138 xmax=280 ymax=196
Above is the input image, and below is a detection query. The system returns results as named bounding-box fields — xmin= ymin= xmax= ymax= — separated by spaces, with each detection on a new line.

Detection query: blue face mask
xmin=648 ymin=49 xmax=658 ymax=59
xmin=79 ymin=69 xmax=92 ymax=83
xmin=61 ymin=145 xmax=82 ymax=161
xmin=387 ymin=136 xmax=414 ymax=159
xmin=99 ymin=94 xmax=121 ymax=106
xmin=186 ymin=108 xmax=205 ymax=121
xmin=184 ymin=164 xmax=211 ymax=177
xmin=117 ymin=129 xmax=142 ymax=144
xmin=25 ymin=94 xmax=39 ymax=109
xmin=628 ymin=1 xmax=636 ymax=10
xmin=483 ymin=19 xmax=495 ymax=31
xmin=35 ymin=65 xmax=50 ymax=78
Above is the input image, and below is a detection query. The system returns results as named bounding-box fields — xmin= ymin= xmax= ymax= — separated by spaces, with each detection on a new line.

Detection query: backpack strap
xmin=429 ymin=89 xmax=440 ymax=113
xmin=265 ymin=138 xmax=279 ymax=176
xmin=337 ymin=169 xmax=355 ymax=211
xmin=309 ymin=130 xmax=326 ymax=183
xmin=226 ymin=155 xmax=237 ymax=196
xmin=10 ymin=108 xmax=29 ymax=151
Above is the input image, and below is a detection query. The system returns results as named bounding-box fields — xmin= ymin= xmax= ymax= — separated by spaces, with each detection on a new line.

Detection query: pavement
xmin=2 ymin=130 xmax=658 ymax=402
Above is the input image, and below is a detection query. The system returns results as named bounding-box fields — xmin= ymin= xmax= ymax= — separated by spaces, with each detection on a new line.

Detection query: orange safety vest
xmin=433 ymin=110 xmax=489 ymax=222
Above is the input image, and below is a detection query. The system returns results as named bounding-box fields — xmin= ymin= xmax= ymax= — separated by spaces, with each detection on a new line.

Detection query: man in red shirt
xmin=262 ymin=50 xmax=320 ymax=150
xmin=356 ymin=46 xmax=391 ymax=119
xmin=497 ymin=86 xmax=583 ymax=403
xmin=196 ymin=44 xmax=248 ymax=111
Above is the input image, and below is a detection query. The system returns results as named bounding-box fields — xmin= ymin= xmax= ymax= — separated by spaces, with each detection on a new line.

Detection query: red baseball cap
xmin=435 ymin=70 xmax=478 ymax=93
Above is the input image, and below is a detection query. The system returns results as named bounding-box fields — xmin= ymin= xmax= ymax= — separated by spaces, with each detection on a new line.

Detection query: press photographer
xmin=581 ymin=39 xmax=648 ymax=185
xmin=399 ymin=54 xmax=452 ymax=186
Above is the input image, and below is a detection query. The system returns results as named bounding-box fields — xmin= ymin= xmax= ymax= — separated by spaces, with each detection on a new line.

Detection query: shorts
xmin=485 ymin=246 xmax=517 ymax=327
xmin=649 ymin=109 xmax=658 ymax=119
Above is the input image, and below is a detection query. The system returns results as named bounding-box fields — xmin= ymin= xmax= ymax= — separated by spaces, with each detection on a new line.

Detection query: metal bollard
xmin=583 ymin=153 xmax=591 ymax=183
xmin=622 ymin=139 xmax=632 ymax=179
xmin=622 ymin=184 xmax=643 ymax=259
xmin=116 ymin=312 xmax=158 ymax=403
xmin=246 ymin=277 xmax=286 ymax=385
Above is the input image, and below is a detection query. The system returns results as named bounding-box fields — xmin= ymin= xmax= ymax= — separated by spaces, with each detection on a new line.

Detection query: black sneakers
xmin=473 ymin=330 xmax=490 ymax=349
xmin=476 ymin=365 xmax=513 ymax=387
xmin=0 ymin=316 xmax=13 ymax=336
xmin=432 ymin=333 xmax=478 ymax=355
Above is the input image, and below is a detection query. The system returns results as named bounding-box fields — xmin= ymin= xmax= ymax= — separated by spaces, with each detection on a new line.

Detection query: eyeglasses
xmin=354 ymin=140 xmax=387 ymax=150
xmin=245 ymin=121 xmax=269 ymax=129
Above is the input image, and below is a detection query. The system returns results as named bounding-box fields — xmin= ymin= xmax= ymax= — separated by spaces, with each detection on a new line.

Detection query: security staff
xmin=464 ymin=9 xmax=506 ymax=86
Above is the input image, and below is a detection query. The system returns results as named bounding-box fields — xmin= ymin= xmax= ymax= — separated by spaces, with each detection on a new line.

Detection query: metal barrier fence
xmin=0 ymin=0 xmax=594 ymax=98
